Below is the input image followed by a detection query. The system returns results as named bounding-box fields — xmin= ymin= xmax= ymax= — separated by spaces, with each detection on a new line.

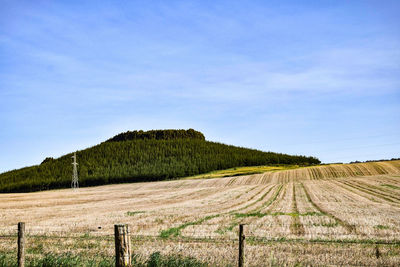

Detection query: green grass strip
xmin=233 ymin=211 xmax=324 ymax=218
xmin=381 ymin=184 xmax=400 ymax=190
xmin=126 ymin=211 xmax=145 ymax=216
xmin=160 ymin=215 xmax=220 ymax=238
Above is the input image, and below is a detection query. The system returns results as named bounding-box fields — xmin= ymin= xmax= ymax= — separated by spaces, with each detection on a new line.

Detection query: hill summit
xmin=0 ymin=129 xmax=320 ymax=193
xmin=106 ymin=129 xmax=205 ymax=142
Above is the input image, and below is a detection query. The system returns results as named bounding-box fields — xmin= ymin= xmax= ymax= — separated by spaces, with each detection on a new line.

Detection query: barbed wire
xmin=1 ymin=227 xmax=399 ymax=246
xmin=1 ymin=224 xmax=400 ymax=233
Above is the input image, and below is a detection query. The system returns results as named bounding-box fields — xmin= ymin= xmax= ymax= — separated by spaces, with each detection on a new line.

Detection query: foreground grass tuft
xmin=0 ymin=253 xmax=113 ymax=267
xmin=0 ymin=252 xmax=207 ymax=267
xmin=145 ymin=252 xmax=207 ymax=267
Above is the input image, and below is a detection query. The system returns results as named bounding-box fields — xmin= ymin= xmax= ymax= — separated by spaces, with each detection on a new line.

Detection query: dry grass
xmin=185 ymin=165 xmax=300 ymax=179
xmin=1 ymin=160 xmax=400 ymax=266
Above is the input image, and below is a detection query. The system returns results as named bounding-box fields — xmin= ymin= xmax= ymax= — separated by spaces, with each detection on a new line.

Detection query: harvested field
xmin=1 ymin=160 xmax=400 ymax=266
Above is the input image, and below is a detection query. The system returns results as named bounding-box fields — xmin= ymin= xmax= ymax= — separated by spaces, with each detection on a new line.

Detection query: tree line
xmin=0 ymin=129 xmax=320 ymax=193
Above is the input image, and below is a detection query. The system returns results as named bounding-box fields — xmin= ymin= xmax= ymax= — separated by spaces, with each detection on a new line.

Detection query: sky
xmin=0 ymin=0 xmax=399 ymax=173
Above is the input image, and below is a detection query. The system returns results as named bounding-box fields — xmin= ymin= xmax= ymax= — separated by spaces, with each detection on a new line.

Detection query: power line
xmin=310 ymin=142 xmax=400 ymax=153
xmin=279 ymin=133 xmax=400 ymax=147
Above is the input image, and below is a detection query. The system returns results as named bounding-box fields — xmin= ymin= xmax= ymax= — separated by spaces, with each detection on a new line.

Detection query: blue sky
xmin=1 ymin=0 xmax=399 ymax=173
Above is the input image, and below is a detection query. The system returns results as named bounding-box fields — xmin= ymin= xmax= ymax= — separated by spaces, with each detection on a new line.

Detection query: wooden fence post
xmin=238 ymin=224 xmax=245 ymax=267
xmin=114 ymin=224 xmax=131 ymax=267
xmin=18 ymin=222 xmax=25 ymax=267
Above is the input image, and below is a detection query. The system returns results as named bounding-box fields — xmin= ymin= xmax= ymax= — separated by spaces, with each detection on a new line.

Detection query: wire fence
xmin=2 ymin=222 xmax=400 ymax=267
xmin=1 ymin=224 xmax=399 ymax=245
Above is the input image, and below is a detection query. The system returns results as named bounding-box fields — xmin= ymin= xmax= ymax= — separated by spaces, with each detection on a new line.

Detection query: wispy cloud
xmin=0 ymin=0 xmax=399 ymax=172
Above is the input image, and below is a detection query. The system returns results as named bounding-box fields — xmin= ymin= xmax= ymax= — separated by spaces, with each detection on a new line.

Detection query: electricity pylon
xmin=71 ymin=152 xmax=79 ymax=189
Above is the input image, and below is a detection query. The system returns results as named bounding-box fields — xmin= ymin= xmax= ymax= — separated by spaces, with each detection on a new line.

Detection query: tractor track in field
xmin=160 ymin=184 xmax=278 ymax=238
xmin=300 ymin=183 xmax=355 ymax=233
xmin=337 ymin=180 xmax=400 ymax=206
xmin=348 ymin=180 xmax=400 ymax=201
xmin=291 ymin=183 xmax=305 ymax=236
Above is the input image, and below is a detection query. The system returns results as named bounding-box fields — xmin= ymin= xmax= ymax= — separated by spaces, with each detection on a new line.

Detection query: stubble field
xmin=1 ymin=160 xmax=400 ymax=266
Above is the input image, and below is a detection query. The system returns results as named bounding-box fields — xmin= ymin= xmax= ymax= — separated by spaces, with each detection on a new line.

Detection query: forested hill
xmin=0 ymin=129 xmax=320 ymax=193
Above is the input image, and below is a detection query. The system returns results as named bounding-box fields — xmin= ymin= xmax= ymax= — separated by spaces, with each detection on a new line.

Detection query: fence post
xmin=18 ymin=222 xmax=25 ymax=267
xmin=114 ymin=224 xmax=131 ymax=267
xmin=238 ymin=224 xmax=245 ymax=267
